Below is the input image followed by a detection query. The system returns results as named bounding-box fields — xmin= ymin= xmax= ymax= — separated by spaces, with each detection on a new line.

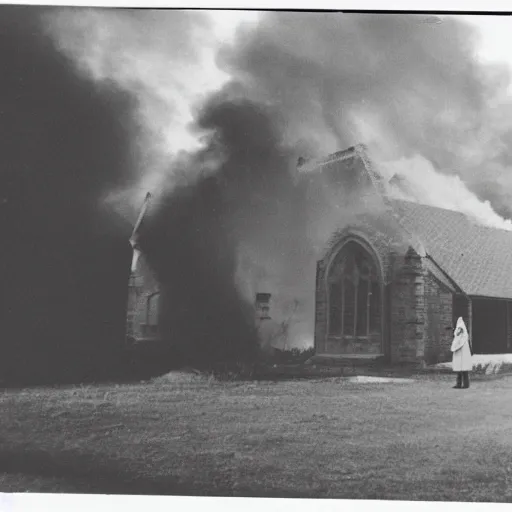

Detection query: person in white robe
xmin=451 ymin=317 xmax=472 ymax=389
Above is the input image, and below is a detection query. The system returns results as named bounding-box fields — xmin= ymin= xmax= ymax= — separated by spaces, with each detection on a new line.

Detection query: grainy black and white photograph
xmin=2 ymin=2 xmax=512 ymax=507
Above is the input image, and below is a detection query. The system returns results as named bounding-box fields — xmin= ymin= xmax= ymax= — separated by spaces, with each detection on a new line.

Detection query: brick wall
xmin=424 ymin=273 xmax=454 ymax=364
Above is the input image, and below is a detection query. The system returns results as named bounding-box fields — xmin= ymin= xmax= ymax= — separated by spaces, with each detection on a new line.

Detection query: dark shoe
xmin=462 ymin=372 xmax=470 ymax=389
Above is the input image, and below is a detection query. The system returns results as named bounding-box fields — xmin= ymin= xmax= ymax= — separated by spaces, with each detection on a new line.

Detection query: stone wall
xmin=316 ymin=230 xmax=461 ymax=366
xmin=389 ymin=248 xmax=425 ymax=364
xmin=314 ymin=260 xmax=328 ymax=354
xmin=388 ymin=250 xmax=455 ymax=365
xmin=424 ymin=273 xmax=454 ymax=364
xmin=126 ymin=251 xmax=160 ymax=342
xmin=313 ymin=146 xmax=461 ymax=365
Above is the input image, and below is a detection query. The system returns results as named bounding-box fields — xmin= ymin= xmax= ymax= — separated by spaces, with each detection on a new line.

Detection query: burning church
xmin=126 ymin=143 xmax=512 ymax=367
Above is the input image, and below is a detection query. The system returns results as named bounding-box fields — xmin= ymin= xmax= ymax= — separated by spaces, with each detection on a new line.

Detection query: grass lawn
xmin=2 ymin=371 xmax=512 ymax=501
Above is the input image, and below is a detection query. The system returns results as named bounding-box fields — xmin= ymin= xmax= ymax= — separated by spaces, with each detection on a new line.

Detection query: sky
xmin=465 ymin=15 xmax=512 ymax=65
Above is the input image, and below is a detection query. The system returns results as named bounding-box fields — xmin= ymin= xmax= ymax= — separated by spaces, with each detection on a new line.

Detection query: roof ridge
xmin=129 ymin=191 xmax=152 ymax=248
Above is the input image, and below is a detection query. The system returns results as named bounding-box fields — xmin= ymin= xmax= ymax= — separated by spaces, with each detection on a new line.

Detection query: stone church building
xmin=126 ymin=145 xmax=512 ymax=367
xmin=313 ymin=145 xmax=512 ymax=366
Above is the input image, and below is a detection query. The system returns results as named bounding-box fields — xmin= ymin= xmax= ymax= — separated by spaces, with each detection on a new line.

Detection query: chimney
xmin=255 ymin=293 xmax=272 ymax=320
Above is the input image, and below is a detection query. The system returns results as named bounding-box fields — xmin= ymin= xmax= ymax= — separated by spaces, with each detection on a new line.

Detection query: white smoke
xmin=355 ymin=112 xmax=512 ymax=231
xmin=375 ymin=153 xmax=512 ymax=231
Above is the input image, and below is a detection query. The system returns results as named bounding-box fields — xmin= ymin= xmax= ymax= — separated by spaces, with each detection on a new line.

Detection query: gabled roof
xmin=389 ymin=199 xmax=512 ymax=299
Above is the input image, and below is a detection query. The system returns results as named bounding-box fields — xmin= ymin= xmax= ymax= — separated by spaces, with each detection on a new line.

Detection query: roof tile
xmin=389 ymin=199 xmax=512 ymax=299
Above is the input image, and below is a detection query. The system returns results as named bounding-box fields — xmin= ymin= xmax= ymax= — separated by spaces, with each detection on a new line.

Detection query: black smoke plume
xmin=138 ymin=89 xmax=301 ymax=363
xmin=43 ymin=11 xmax=512 ymax=363
xmin=0 ymin=6 xmax=140 ymax=384
xmin=138 ymin=84 xmax=362 ymax=362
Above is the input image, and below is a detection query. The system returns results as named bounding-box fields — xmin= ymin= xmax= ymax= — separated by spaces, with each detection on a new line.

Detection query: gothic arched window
xmin=327 ymin=241 xmax=381 ymax=338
